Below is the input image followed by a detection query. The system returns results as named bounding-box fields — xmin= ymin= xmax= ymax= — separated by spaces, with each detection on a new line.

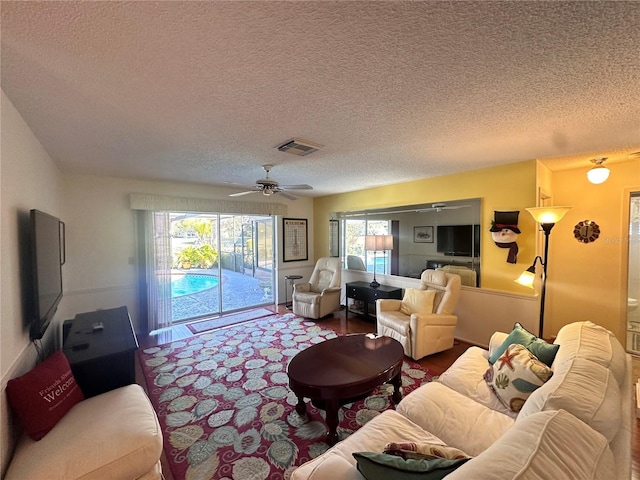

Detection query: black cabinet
xmin=345 ymin=281 xmax=403 ymax=321
xmin=63 ymin=306 xmax=138 ymax=398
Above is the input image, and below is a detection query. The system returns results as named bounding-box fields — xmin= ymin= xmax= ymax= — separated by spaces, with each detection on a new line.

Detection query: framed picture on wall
xmin=414 ymin=226 xmax=434 ymax=243
xmin=283 ymin=218 xmax=308 ymax=262
xmin=329 ymin=219 xmax=340 ymax=257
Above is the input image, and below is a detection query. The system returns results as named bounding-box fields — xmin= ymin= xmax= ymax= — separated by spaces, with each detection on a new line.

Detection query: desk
xmin=345 ymin=281 xmax=403 ymax=321
xmin=63 ymin=306 xmax=138 ymax=398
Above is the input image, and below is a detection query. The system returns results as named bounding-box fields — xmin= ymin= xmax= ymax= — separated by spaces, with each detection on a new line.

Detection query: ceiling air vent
xmin=276 ymin=138 xmax=323 ymax=156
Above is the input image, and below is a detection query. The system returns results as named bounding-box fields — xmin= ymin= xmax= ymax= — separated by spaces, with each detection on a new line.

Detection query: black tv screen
xmin=436 ymin=225 xmax=480 ymax=257
xmin=30 ymin=209 xmax=64 ymax=340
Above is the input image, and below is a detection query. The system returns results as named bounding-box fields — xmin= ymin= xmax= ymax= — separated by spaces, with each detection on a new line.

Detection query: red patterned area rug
xmin=139 ymin=313 xmax=438 ymax=480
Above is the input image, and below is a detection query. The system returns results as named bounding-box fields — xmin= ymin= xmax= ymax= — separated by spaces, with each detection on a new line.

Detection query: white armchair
xmin=376 ymin=269 xmax=461 ymax=360
xmin=292 ymin=257 xmax=342 ymax=319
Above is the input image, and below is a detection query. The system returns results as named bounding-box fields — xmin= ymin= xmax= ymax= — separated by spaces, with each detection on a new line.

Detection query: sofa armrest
xmin=293 ymin=283 xmax=312 ymax=294
xmin=5 ymin=385 xmax=162 ymax=480
xmin=410 ymin=313 xmax=458 ymax=328
xmin=377 ymin=299 xmax=402 ymax=312
xmin=320 ymin=286 xmax=342 ymax=297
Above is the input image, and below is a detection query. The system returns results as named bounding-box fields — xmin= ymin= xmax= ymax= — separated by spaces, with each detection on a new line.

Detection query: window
xmin=342 ymin=219 xmax=391 ymax=274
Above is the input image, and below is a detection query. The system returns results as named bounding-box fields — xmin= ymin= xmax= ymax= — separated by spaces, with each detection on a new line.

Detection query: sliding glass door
xmin=167 ymin=212 xmax=274 ymax=324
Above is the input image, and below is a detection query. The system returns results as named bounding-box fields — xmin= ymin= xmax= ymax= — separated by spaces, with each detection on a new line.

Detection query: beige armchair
xmin=292 ymin=257 xmax=342 ymax=319
xmin=437 ymin=265 xmax=477 ymax=287
xmin=376 ymin=269 xmax=461 ymax=360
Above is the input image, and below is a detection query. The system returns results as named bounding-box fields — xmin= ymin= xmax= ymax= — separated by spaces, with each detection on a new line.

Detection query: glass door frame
xmin=168 ymin=212 xmax=275 ymax=324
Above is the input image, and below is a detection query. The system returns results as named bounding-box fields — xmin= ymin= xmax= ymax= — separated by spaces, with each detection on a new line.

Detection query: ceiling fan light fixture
xmin=229 ymin=164 xmax=312 ymax=200
xmin=587 ymin=158 xmax=610 ymax=184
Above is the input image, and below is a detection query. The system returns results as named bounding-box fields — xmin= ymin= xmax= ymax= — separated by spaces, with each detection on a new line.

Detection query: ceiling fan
xmin=417 ymin=203 xmax=471 ymax=213
xmin=229 ymin=165 xmax=313 ymax=200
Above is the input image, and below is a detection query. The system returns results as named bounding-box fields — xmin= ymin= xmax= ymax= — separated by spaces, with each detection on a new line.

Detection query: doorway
xmin=168 ymin=212 xmax=274 ymax=324
xmin=627 ymin=193 xmax=640 ymax=353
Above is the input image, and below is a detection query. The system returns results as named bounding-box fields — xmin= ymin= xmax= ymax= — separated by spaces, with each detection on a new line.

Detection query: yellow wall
xmin=548 ymin=159 xmax=640 ymax=340
xmin=313 ymin=157 xmax=640 ymax=344
xmin=313 ymin=160 xmax=538 ymax=293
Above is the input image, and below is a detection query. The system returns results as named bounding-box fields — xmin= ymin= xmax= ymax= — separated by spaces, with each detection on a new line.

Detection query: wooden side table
xmin=284 ymin=274 xmax=303 ymax=309
xmin=345 ymin=281 xmax=403 ymax=321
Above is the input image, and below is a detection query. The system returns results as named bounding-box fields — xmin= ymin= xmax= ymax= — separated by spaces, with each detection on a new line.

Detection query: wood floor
xmin=137 ymin=305 xmax=639 ymax=480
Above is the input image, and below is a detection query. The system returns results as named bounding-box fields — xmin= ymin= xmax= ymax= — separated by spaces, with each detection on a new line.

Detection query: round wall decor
xmin=573 ymin=220 xmax=600 ymax=243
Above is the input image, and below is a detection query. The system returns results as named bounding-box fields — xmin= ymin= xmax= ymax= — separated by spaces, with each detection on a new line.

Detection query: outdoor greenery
xmin=175 ymin=244 xmax=218 ymax=269
xmin=171 ymin=215 xmax=270 ymax=272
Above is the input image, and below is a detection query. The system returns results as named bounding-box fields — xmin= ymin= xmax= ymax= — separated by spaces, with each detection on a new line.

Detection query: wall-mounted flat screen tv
xmin=436 ymin=224 xmax=480 ymax=257
xmin=30 ymin=209 xmax=65 ymax=340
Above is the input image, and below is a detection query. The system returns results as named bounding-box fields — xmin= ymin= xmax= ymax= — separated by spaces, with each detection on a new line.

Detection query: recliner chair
xmin=376 ymin=269 xmax=461 ymax=360
xmin=346 ymin=255 xmax=367 ymax=271
xmin=292 ymin=257 xmax=342 ymax=319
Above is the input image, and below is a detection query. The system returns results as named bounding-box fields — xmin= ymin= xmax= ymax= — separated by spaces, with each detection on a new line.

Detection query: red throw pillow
xmin=6 ymin=350 xmax=84 ymax=440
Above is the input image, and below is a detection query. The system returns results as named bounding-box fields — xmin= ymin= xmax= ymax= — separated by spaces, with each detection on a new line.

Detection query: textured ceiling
xmin=2 ymin=1 xmax=639 ymax=197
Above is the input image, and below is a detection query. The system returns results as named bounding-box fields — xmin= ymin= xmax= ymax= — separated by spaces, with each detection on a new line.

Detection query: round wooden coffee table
xmin=287 ymin=334 xmax=404 ymax=445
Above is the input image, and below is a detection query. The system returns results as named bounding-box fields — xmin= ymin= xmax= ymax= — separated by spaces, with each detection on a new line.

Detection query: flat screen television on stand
xmin=436 ymin=224 xmax=480 ymax=257
xmin=29 ymin=209 xmax=65 ymax=340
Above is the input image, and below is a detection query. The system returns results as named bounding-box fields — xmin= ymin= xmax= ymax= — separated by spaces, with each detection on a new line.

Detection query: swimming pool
xmin=171 ymin=274 xmax=220 ymax=297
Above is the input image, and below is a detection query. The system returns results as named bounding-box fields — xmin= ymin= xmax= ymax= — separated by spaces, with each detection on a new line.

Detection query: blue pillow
xmin=489 ymin=323 xmax=559 ymax=367
xmin=353 ymin=452 xmax=470 ymax=480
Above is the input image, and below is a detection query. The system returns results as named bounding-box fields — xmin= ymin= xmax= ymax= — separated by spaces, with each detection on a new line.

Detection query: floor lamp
xmin=515 ymin=206 xmax=571 ymax=338
xmin=364 ymin=234 xmax=393 ymax=288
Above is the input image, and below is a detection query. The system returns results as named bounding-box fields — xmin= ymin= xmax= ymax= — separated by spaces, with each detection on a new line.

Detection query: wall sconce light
xmin=587 ymin=158 xmax=610 ymax=184
xmin=515 ymin=206 xmax=571 ymax=337
xmin=515 ymin=257 xmax=541 ymax=288
xmin=364 ymin=234 xmax=393 ymax=288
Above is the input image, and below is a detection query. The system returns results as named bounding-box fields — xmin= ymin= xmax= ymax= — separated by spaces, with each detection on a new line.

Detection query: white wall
xmin=0 ymin=90 xmax=64 ymax=474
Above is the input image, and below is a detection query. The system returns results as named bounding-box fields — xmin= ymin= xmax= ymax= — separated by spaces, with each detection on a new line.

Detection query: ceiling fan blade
xmin=277 ymin=190 xmax=298 ymax=200
xmin=279 ymin=184 xmax=313 ymax=190
xmin=229 ymin=190 xmax=258 ymax=197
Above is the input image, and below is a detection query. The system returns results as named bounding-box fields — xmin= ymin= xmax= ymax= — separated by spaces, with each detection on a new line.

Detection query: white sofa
xmin=291 ymin=321 xmax=632 ymax=480
xmin=5 ymin=384 xmax=163 ymax=480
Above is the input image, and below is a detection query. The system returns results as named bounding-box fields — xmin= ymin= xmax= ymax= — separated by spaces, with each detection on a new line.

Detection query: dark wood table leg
xmin=324 ymin=399 xmax=340 ymax=446
xmin=295 ymin=396 xmax=307 ymax=415
xmin=391 ymin=371 xmax=403 ymax=404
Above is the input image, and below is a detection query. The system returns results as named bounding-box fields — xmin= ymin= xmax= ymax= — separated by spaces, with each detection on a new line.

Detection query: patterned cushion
xmin=484 ymin=344 xmax=553 ymax=413
xmin=399 ymin=288 xmax=436 ymax=315
xmin=489 ymin=323 xmax=559 ymax=367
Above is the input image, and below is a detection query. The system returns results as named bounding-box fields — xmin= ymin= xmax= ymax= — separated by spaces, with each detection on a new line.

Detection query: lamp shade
xmin=515 ymin=267 xmax=536 ymax=288
xmin=587 ymin=166 xmax=610 ymax=184
xmin=365 ymin=234 xmax=393 ymax=251
xmin=525 ymin=206 xmax=571 ymax=224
